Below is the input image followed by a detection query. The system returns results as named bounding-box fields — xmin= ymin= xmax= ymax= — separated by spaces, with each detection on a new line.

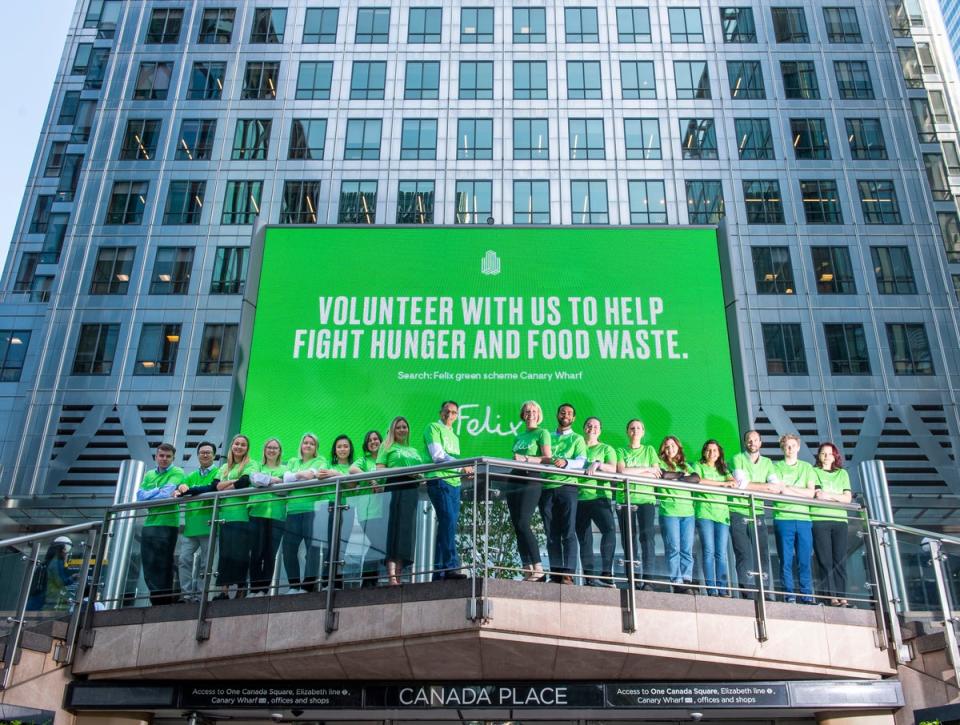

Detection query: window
xmin=199 ymin=8 xmax=235 ymax=43
xmin=295 ymin=61 xmax=333 ymax=100
xmin=57 ymin=91 xmax=80 ymax=125
xmin=762 ymin=323 xmax=807 ymax=375
xmin=772 ymin=7 xmax=809 ymax=42
xmin=514 ymin=7 xmax=546 ymax=42
xmin=887 ymin=323 xmax=933 ymax=375
xmin=917 ymin=42 xmax=938 ymax=73
xmin=72 ymin=44 xmax=92 ymax=75
xmin=133 ymin=62 xmax=172 ymax=100
xmin=781 ymin=61 xmax=819 ymax=99
xmin=135 ymin=324 xmax=181 ymax=375
xmin=163 ymin=180 xmax=205 ymax=225
xmin=210 ymin=247 xmax=249 ymax=294
xmin=824 ymin=324 xmax=870 ymax=374
xmin=728 ymin=60 xmax=765 ymax=99
xmin=56 ymin=155 xmax=83 ymax=203
xmin=569 ymin=118 xmax=605 ymax=159
xmin=119 ymin=119 xmax=161 ymax=160
xmin=29 ymin=196 xmax=52 ymax=234
xmin=743 ymin=180 xmax=784 ymax=224
xmin=150 ymin=247 xmax=194 ymax=294
xmin=621 ymin=61 xmax=656 ymax=99
xmin=565 ymin=7 xmax=599 ymax=42
xmin=910 ymin=98 xmax=937 ymax=142
xmin=735 ymin=118 xmax=774 ymax=160
xmin=846 ymin=118 xmax=886 ymax=159
xmin=566 ymin=61 xmax=602 ymax=99
xmin=90 ymin=247 xmax=134 ymax=295
xmin=72 ymin=323 xmax=119 ymax=375
xmin=198 ymin=324 xmax=238 ymax=375
xmin=344 ymin=119 xmax=382 ymax=160
xmin=397 ymin=181 xmax=435 ymax=223
xmin=0 ymin=331 xmax=30 ymax=382
xmin=624 ymin=118 xmax=661 ymax=159
xmin=459 ymin=61 xmax=494 ymax=99
xmin=943 ymin=141 xmax=960 ymax=175
xmin=668 ymin=8 xmax=704 ymax=42
xmin=409 ymin=7 xmax=442 ymax=43
xmin=929 ymin=90 xmax=952 ymax=124
xmin=514 ymin=119 xmax=549 ymax=160
xmin=685 ymin=180 xmax=725 ymax=223
xmin=923 ymin=153 xmax=951 ymax=200
xmin=280 ymin=181 xmax=321 ymax=224
xmin=146 ymin=8 xmax=183 ymax=43
xmin=41 ymin=213 xmax=68 ymax=263
xmin=887 ymin=0 xmax=911 ymax=36
xmin=250 ymin=8 xmax=286 ymax=43
xmin=232 ymin=119 xmax=271 ymax=160
xmin=752 ymin=247 xmax=795 ymax=294
xmin=790 ymin=118 xmax=830 ymax=159
xmin=221 ymin=180 xmax=262 ymax=224
xmin=570 ymin=180 xmax=608 ymax=224
xmin=858 ymin=180 xmax=901 ymax=224
xmin=105 ymin=181 xmax=148 ymax=225
xmin=83 ymin=47 xmax=110 ymax=90
xmin=871 ymin=247 xmax=917 ymax=294
xmin=289 ymin=119 xmax=326 ymax=160
xmin=176 ymin=119 xmax=216 ymax=160
xmin=304 ymin=8 xmax=339 ymax=43
xmin=338 ymin=181 xmax=378 ymax=223
xmin=400 ymin=119 xmax=438 ymax=160
xmin=896 ymin=47 xmax=920 ymax=88
xmin=617 ymin=7 xmax=651 ymax=42
xmin=405 ymin=61 xmax=440 ymax=100
xmin=674 ymin=61 xmax=711 ymax=99
xmin=800 ymin=179 xmax=842 ymax=224
xmin=351 ymin=61 xmax=386 ymax=100
xmin=680 ymin=118 xmax=718 ymax=160
xmin=186 ymin=62 xmax=226 ymax=100
xmin=456 ymin=118 xmax=494 ymax=159
xmin=67 ymin=98 xmax=97 ymax=143
xmin=461 ymin=7 xmax=494 ymax=42
xmin=454 ymin=180 xmax=492 ymax=224
xmin=85 ymin=0 xmax=121 ymax=38
xmin=835 ymin=60 xmax=873 ymax=99
xmin=628 ymin=180 xmax=667 ymax=224
xmin=242 ymin=61 xmax=280 ymax=100
xmin=13 ymin=253 xmax=39 ymax=293
xmin=721 ymin=7 xmax=756 ymax=42
xmin=824 ymin=7 xmax=861 ymax=42
xmin=356 ymin=8 xmax=390 ymax=43
xmin=514 ymin=61 xmax=548 ymax=99
xmin=812 ymin=246 xmax=856 ymax=293
xmin=939 ymin=212 xmax=960 ymax=261
xmin=513 ymin=180 xmax=551 ymax=223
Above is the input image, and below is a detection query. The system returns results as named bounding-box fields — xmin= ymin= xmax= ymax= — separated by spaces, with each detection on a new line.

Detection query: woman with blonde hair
xmin=377 ymin=416 xmax=423 ymax=585
xmin=214 ymin=434 xmax=257 ymax=598
xmin=509 ymin=400 xmax=552 ymax=580
xmin=248 ymin=438 xmax=287 ymax=596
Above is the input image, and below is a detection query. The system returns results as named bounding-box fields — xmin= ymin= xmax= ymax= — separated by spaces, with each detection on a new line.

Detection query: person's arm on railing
xmin=136 ymin=484 xmax=180 ymax=500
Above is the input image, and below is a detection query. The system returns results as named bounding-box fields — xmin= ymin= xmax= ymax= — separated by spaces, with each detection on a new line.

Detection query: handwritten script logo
xmin=456 ymin=403 xmax=523 ymax=437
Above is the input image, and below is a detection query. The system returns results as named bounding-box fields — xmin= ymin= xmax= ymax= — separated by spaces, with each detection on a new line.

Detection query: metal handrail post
xmin=80 ymin=512 xmax=112 ymax=647
xmin=60 ymin=527 xmax=99 ymax=664
xmin=861 ymin=509 xmax=890 ymax=653
xmin=749 ymin=495 xmax=768 ymax=642
xmin=195 ymin=494 xmax=221 ymax=642
xmin=873 ymin=524 xmax=910 ymax=663
xmin=621 ymin=479 xmax=637 ymax=633
xmin=921 ymin=538 xmax=960 ymax=687
xmin=1 ymin=540 xmax=41 ymax=690
xmin=324 ymin=479 xmax=344 ymax=634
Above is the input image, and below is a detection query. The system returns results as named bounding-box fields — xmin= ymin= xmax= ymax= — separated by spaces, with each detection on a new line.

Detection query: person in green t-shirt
xmin=247 ymin=438 xmax=287 ymax=596
xmin=657 ymin=436 xmax=698 ymax=593
xmin=576 ymin=417 xmax=617 ymax=587
xmin=811 ymin=442 xmax=853 ymax=606
xmin=541 ymin=403 xmax=587 ymax=583
xmin=350 ymin=430 xmax=386 ymax=587
xmin=509 ymin=400 xmax=552 ymax=581
xmin=321 ymin=435 xmax=359 ymax=590
xmin=176 ymin=441 xmax=219 ymax=603
xmin=377 ymin=416 xmax=423 ymax=585
xmin=135 ymin=442 xmax=185 ymax=606
xmin=214 ymin=434 xmax=258 ymax=598
xmin=691 ymin=440 xmax=737 ymax=597
xmin=616 ymin=419 xmax=662 ymax=589
xmin=773 ymin=433 xmax=817 ymax=604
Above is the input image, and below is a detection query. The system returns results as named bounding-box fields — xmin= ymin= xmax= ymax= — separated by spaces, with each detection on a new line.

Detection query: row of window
xmin=130 ymin=6 xmax=864 ymax=48
xmin=117 ymin=56 xmax=884 ymax=103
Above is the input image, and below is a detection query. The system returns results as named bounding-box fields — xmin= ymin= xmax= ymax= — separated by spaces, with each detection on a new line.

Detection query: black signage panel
xmin=605 ymin=682 xmax=790 ymax=708
xmin=181 ymin=684 xmax=363 ymax=709
xmin=365 ymin=684 xmax=605 ymax=708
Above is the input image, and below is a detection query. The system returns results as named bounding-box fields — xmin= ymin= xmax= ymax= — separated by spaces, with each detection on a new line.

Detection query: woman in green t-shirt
xmin=657 ymin=436 xmax=698 ymax=593
xmin=321 ymin=435 xmax=357 ymax=590
xmin=692 ymin=440 xmax=737 ymax=596
xmin=216 ymin=434 xmax=257 ymax=598
xmin=812 ymin=442 xmax=853 ymax=606
xmin=248 ymin=438 xmax=287 ymax=596
xmin=377 ymin=416 xmax=423 ymax=585
xmin=576 ymin=417 xmax=617 ymax=586
xmin=509 ymin=400 xmax=552 ymax=581
xmin=350 ymin=430 xmax=386 ymax=587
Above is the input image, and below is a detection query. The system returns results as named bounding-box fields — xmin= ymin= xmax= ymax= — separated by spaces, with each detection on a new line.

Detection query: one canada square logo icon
xmin=481 ymin=250 xmax=501 ymax=275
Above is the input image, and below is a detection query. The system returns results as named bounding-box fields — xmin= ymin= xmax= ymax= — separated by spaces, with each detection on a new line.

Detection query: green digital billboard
xmin=239 ymin=226 xmax=741 ymax=460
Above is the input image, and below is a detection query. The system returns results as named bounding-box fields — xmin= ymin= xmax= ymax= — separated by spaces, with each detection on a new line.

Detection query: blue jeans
xmin=774 ymin=518 xmax=814 ymax=601
xmin=427 ymin=480 xmax=461 ymax=577
xmin=696 ymin=518 xmax=730 ymax=596
xmin=660 ymin=514 xmax=695 ymax=583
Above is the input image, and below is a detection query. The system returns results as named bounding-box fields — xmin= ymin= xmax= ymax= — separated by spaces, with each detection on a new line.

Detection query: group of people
xmin=133 ymin=400 xmax=854 ymax=607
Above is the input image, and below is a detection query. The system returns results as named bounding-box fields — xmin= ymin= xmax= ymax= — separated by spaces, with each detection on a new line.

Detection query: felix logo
xmin=481 ymin=250 xmax=501 ymax=275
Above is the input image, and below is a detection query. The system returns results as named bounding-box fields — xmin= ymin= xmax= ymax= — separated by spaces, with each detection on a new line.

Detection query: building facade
xmin=2 ymin=0 xmax=960 ymax=528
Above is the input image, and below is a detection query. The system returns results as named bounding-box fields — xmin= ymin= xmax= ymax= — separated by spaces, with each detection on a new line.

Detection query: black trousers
xmin=729 ymin=510 xmax=771 ymax=599
xmin=618 ymin=502 xmax=658 ymax=581
xmin=539 ymin=485 xmax=578 ymax=576
xmin=386 ymin=481 xmax=420 ymax=566
xmin=217 ymin=521 xmax=251 ymax=588
xmin=141 ymin=525 xmax=178 ymax=605
xmin=249 ymin=517 xmax=283 ymax=593
xmin=813 ymin=519 xmax=848 ymax=598
xmin=506 ymin=478 xmax=543 ymax=566
xmin=281 ymin=510 xmax=321 ymax=591
xmin=576 ymin=498 xmax=617 ymax=576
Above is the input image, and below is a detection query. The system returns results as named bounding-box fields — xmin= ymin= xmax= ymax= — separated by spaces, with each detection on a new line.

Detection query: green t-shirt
xmin=182 ymin=466 xmax=219 ymax=538
xmin=657 ymin=461 xmax=695 ymax=518
xmin=217 ymin=461 xmax=258 ymax=522
xmin=423 ymin=420 xmax=462 ymax=486
xmin=248 ymin=462 xmax=288 ymax=520
xmin=810 ymin=467 xmax=852 ymax=521
xmin=772 ymin=460 xmax=817 ymax=521
xmin=512 ymin=427 xmax=551 ymax=457
xmin=579 ymin=442 xmax=617 ymax=500
xmin=615 ymin=445 xmax=659 ymax=505
xmin=376 ymin=443 xmax=422 ymax=470
xmin=141 ymin=467 xmax=186 ymax=528
xmin=544 ymin=431 xmax=587 ymax=489
xmin=284 ymin=455 xmax=330 ymax=514
xmin=691 ymin=462 xmax=731 ymax=524
xmin=351 ymin=454 xmax=385 ymax=520
xmin=729 ymin=451 xmax=775 ymax=516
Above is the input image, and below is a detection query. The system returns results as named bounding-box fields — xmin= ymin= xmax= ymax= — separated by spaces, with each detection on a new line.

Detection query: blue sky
xmin=0 ymin=2 xmax=74 ymax=275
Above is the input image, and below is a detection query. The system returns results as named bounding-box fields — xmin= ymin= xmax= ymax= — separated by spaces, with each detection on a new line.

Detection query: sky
xmin=0 ymin=2 xmax=75 ymax=276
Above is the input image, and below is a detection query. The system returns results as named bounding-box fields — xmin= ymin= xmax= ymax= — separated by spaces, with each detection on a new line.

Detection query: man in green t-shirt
xmin=135 ymin=442 xmax=185 ymax=605
xmin=541 ymin=403 xmax=587 ymax=583
xmin=176 ymin=441 xmax=219 ymax=603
